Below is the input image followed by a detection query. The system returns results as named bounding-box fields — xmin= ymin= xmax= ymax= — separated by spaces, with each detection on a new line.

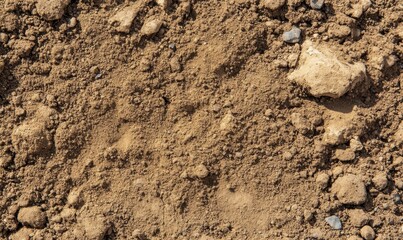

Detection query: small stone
xmin=17 ymin=206 xmax=47 ymax=229
xmin=140 ymin=19 xmax=163 ymax=37
xmin=331 ymin=174 xmax=367 ymax=205
xmin=155 ymin=0 xmax=172 ymax=10
xmin=109 ymin=4 xmax=140 ymax=33
xmin=348 ymin=209 xmax=369 ymax=227
xmin=132 ymin=229 xmax=145 ymax=239
xmin=168 ymin=43 xmax=176 ymax=51
xmin=372 ymin=173 xmax=388 ymax=191
xmin=304 ymin=210 xmax=314 ymax=221
xmin=67 ymin=17 xmax=77 ymax=28
xmin=350 ymin=138 xmax=363 ymax=152
xmin=67 ymin=189 xmax=82 ymax=208
xmin=328 ymin=24 xmax=351 ymax=38
xmin=334 ymin=148 xmax=355 ymax=162
xmin=36 ymin=0 xmax=71 ymax=21
xmin=392 ymin=194 xmax=402 ymax=204
xmin=282 ymin=27 xmax=301 ymax=44
xmin=192 ymin=164 xmax=209 ymax=179
xmin=9 ymin=227 xmax=33 ymax=240
xmin=325 ymin=215 xmax=342 ymax=230
xmin=360 ymin=225 xmax=375 ymax=240
xmin=310 ymin=0 xmax=324 ymax=9
xmin=261 ymin=0 xmax=286 ymax=11
xmin=316 ymin=172 xmax=330 ymax=190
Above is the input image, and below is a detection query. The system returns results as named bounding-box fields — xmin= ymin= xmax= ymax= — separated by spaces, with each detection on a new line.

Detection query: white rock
xmin=288 ymin=40 xmax=367 ymax=98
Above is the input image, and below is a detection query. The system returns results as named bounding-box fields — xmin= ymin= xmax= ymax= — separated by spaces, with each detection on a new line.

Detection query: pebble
xmin=282 ymin=27 xmax=301 ymax=43
xmin=261 ymin=0 xmax=286 ymax=11
xmin=360 ymin=225 xmax=375 ymax=240
xmin=67 ymin=189 xmax=82 ymax=208
xmin=331 ymin=174 xmax=367 ymax=205
xmin=109 ymin=5 xmax=139 ymax=33
xmin=325 ymin=215 xmax=342 ymax=230
xmin=17 ymin=206 xmax=47 ymax=229
xmin=392 ymin=193 xmax=402 ymax=204
xmin=316 ymin=172 xmax=330 ymax=190
xmin=81 ymin=216 xmax=110 ymax=240
xmin=156 ymin=0 xmax=172 ymax=10
xmin=304 ymin=210 xmax=314 ymax=221
xmin=36 ymin=0 xmax=71 ymax=21
xmin=310 ymin=0 xmax=324 ymax=10
xmin=372 ymin=173 xmax=388 ymax=191
xmin=140 ymin=19 xmax=163 ymax=36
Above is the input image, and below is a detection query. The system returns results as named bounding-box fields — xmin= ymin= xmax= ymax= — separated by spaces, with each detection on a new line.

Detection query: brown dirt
xmin=0 ymin=0 xmax=402 ymax=239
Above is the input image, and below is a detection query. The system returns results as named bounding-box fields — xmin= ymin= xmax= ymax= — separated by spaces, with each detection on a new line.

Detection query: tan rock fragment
xmin=288 ymin=40 xmax=367 ymax=98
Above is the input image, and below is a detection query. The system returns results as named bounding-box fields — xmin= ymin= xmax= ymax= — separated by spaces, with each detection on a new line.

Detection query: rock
xmin=334 ymin=148 xmax=355 ymax=162
xmin=325 ymin=215 xmax=342 ymax=230
xmin=109 ymin=4 xmax=142 ymax=33
xmin=67 ymin=189 xmax=83 ymax=208
xmin=360 ymin=225 xmax=375 ymax=240
xmin=372 ymin=172 xmax=388 ymax=191
xmin=81 ymin=216 xmax=111 ymax=240
xmin=191 ymin=164 xmax=209 ymax=179
xmin=140 ymin=19 xmax=163 ymax=36
xmin=332 ymin=166 xmax=344 ymax=177
xmin=288 ymin=40 xmax=367 ymax=98
xmin=351 ymin=0 xmax=372 ymax=18
xmin=261 ymin=0 xmax=286 ymax=10
xmin=36 ymin=0 xmax=71 ymax=21
xmin=332 ymin=174 xmax=367 ymax=205
xmin=155 ymin=0 xmax=172 ymax=10
xmin=316 ymin=172 xmax=330 ymax=190
xmin=304 ymin=210 xmax=314 ymax=221
xmin=17 ymin=206 xmax=47 ymax=229
xmin=310 ymin=0 xmax=324 ymax=9
xmin=282 ymin=27 xmax=301 ymax=43
xmin=348 ymin=209 xmax=370 ymax=227
xmin=350 ymin=138 xmax=363 ymax=152
xmin=220 ymin=112 xmax=236 ymax=132
xmin=392 ymin=194 xmax=402 ymax=204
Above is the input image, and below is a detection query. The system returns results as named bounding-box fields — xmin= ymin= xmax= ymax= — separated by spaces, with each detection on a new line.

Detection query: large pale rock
xmin=332 ymin=174 xmax=367 ymax=205
xmin=288 ymin=40 xmax=367 ymax=98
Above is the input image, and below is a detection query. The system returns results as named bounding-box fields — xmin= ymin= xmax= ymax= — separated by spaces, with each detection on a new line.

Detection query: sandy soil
xmin=0 ymin=0 xmax=402 ymax=239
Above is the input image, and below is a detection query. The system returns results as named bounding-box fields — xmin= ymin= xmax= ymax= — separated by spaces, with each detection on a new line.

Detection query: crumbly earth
xmin=0 ymin=0 xmax=402 ymax=239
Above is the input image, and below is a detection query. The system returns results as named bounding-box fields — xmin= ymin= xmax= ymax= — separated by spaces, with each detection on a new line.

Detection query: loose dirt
xmin=0 ymin=0 xmax=402 ymax=239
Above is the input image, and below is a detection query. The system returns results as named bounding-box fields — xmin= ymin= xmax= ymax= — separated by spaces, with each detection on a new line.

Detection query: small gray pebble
xmin=310 ymin=0 xmax=324 ymax=9
xmin=393 ymin=194 xmax=402 ymax=204
xmin=169 ymin=43 xmax=176 ymax=51
xmin=282 ymin=27 xmax=301 ymax=43
xmin=325 ymin=215 xmax=342 ymax=230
